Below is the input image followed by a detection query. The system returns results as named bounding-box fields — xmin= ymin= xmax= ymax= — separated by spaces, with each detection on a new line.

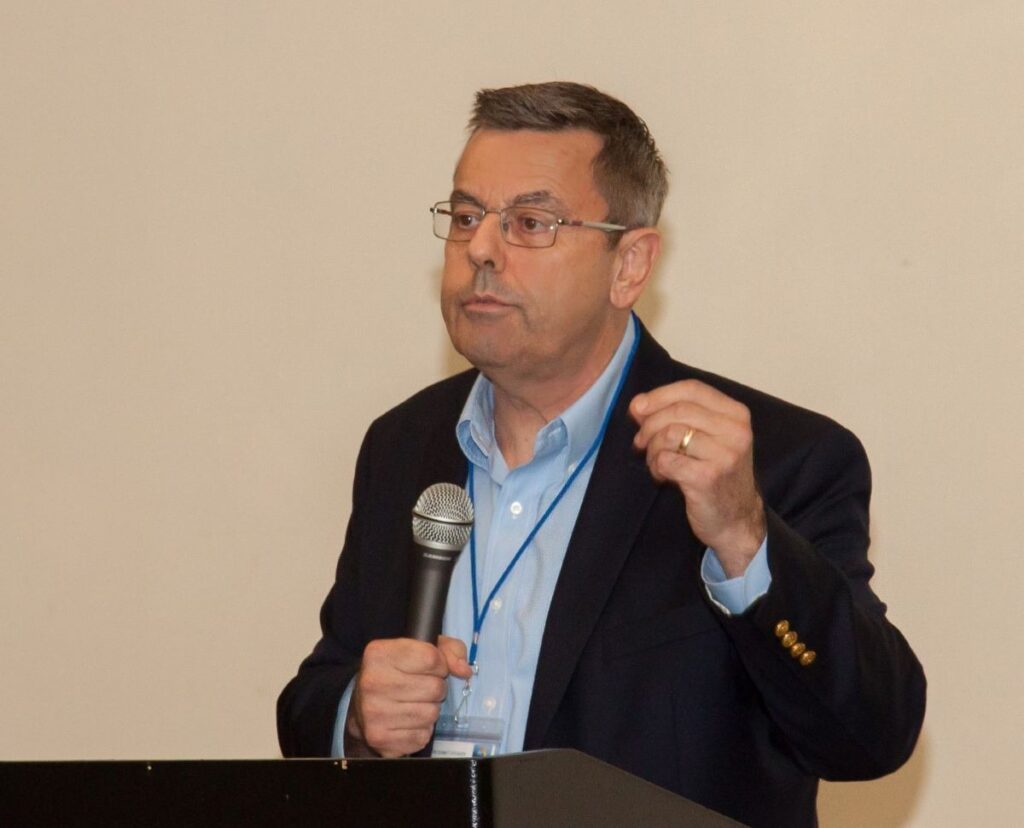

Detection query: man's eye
xmin=452 ymin=211 xmax=480 ymax=229
xmin=514 ymin=212 xmax=553 ymax=234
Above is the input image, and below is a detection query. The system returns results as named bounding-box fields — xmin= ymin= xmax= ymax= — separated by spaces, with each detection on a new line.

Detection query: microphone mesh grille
xmin=411 ymin=483 xmax=474 ymax=551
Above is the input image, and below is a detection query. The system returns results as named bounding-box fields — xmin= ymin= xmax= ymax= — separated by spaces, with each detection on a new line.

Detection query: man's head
xmin=439 ymin=82 xmax=665 ymax=402
xmin=469 ymin=82 xmax=668 ymax=232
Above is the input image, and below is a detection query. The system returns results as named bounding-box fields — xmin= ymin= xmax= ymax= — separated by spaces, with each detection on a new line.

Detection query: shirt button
xmin=510 ymin=501 xmax=523 ymax=517
xmin=483 ymin=696 xmax=497 ymax=712
xmin=491 ymin=598 xmax=503 ymax=611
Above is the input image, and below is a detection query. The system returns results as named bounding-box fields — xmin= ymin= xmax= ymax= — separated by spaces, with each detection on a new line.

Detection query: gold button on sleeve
xmin=799 ymin=650 xmax=817 ymax=667
xmin=781 ymin=631 xmax=798 ymax=648
xmin=774 ymin=620 xmax=790 ymax=638
xmin=789 ymin=642 xmax=806 ymax=658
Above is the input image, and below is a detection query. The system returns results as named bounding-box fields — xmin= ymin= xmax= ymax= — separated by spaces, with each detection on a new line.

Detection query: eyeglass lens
xmin=432 ymin=202 xmax=559 ymax=248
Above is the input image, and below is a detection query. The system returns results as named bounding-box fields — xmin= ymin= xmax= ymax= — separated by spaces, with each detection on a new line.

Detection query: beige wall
xmin=2 ymin=3 xmax=1021 ymax=824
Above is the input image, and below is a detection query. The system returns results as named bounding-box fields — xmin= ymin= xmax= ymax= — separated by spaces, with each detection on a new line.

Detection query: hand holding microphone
xmin=346 ymin=484 xmax=474 ymax=758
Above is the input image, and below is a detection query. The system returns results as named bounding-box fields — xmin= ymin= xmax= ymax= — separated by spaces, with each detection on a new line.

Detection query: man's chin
xmin=446 ymin=314 xmax=515 ymax=364
xmin=453 ymin=342 xmax=512 ymax=373
xmin=446 ymin=326 xmax=518 ymax=371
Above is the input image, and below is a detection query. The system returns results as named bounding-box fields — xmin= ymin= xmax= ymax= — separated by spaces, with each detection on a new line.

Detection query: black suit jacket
xmin=277 ymin=325 xmax=926 ymax=827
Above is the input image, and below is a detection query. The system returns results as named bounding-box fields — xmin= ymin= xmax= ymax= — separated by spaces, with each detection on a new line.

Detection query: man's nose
xmin=466 ymin=211 xmax=506 ymax=271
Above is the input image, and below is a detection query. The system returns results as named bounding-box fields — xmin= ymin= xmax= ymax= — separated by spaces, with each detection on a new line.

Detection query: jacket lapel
xmin=394 ymin=370 xmax=476 ymax=631
xmin=415 ymin=372 xmax=477 ymax=494
xmin=523 ymin=327 xmax=684 ymax=749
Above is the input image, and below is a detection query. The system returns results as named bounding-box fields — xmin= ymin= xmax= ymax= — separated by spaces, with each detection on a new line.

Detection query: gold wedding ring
xmin=678 ymin=427 xmax=695 ymax=456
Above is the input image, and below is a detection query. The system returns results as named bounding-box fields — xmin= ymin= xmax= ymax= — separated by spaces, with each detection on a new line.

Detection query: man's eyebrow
xmin=510 ymin=190 xmax=569 ymax=211
xmin=450 ymin=189 xmax=484 ymax=207
xmin=449 ymin=189 xmax=570 ymax=213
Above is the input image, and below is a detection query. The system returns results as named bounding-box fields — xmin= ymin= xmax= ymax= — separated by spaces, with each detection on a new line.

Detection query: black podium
xmin=1 ymin=749 xmax=743 ymax=826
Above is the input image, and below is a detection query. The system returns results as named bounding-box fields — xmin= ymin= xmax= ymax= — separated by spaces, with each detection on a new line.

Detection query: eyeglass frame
xmin=429 ymin=200 xmax=628 ymax=249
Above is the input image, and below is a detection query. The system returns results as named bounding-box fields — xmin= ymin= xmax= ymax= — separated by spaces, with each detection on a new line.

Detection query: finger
xmin=648 ymin=447 xmax=715 ymax=488
xmin=363 ymin=700 xmax=443 ymax=731
xmin=650 ymin=421 xmax=753 ymax=481
xmin=373 ymin=726 xmax=436 ymax=759
xmin=353 ymin=684 xmax=440 ymax=749
xmin=632 ymin=380 xmax=750 ymax=423
xmin=363 ymin=714 xmax=440 ymax=758
xmin=437 ymin=635 xmax=473 ymax=680
xmin=632 ymin=394 xmax=749 ymax=455
xmin=644 ymin=424 xmax=709 ymax=464
xmin=633 ymin=401 xmax=727 ymax=451
xmin=362 ymin=638 xmax=449 ymax=678
xmin=396 ymin=640 xmax=450 ymax=678
xmin=359 ymin=668 xmax=449 ymax=704
xmin=633 ymin=379 xmax=743 ymax=418
xmin=636 ymin=396 xmax=755 ymax=454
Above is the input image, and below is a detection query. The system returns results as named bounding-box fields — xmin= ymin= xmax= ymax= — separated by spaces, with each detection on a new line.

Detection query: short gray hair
xmin=469 ymin=82 xmax=669 ymax=230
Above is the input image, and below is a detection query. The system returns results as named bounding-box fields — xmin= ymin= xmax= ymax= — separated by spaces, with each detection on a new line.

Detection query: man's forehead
xmin=455 ymin=127 xmax=603 ymax=166
xmin=451 ymin=128 xmax=605 ymax=209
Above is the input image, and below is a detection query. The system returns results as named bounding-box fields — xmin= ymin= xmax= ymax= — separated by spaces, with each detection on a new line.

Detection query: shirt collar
xmin=456 ymin=319 xmax=636 ymax=476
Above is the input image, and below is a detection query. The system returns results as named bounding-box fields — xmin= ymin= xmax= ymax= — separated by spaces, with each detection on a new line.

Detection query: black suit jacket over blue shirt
xmin=277 ymin=323 xmax=926 ymax=828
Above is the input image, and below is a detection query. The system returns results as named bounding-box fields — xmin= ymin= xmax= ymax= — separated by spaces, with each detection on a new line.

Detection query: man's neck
xmin=490 ymin=319 xmax=628 ymax=470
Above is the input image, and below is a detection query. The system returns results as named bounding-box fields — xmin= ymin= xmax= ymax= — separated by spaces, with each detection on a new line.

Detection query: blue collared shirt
xmin=436 ymin=320 xmax=639 ymax=754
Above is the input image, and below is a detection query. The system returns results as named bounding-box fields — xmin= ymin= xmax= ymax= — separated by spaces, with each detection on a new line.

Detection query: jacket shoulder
xmin=635 ymin=333 xmax=867 ymax=483
xmin=689 ymin=363 xmax=853 ymax=440
xmin=369 ymin=369 xmax=477 ymax=431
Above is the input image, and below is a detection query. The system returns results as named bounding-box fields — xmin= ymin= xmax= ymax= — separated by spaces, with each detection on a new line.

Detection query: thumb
xmin=628 ymin=392 xmax=648 ymax=422
xmin=437 ymin=635 xmax=473 ymax=679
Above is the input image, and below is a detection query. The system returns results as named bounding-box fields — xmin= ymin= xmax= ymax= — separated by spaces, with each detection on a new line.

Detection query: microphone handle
xmin=406 ymin=547 xmax=458 ymax=643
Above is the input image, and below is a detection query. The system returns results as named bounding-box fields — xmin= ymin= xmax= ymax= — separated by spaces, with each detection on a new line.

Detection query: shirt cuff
xmin=331 ymin=675 xmax=359 ymax=758
xmin=701 ymin=538 xmax=771 ymax=616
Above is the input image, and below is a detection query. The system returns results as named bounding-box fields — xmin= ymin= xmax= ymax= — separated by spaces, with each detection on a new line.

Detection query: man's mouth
xmin=462 ymin=293 xmax=514 ymax=312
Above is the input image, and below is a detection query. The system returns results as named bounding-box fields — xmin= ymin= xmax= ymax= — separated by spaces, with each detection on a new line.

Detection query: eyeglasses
xmin=430 ymin=201 xmax=627 ymax=249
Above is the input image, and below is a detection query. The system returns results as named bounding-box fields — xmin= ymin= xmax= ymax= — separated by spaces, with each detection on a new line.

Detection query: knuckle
xmin=363 ymin=722 xmax=386 ymax=745
xmin=357 ymin=670 xmax=381 ymax=696
xmin=428 ymin=650 xmax=448 ymax=676
xmin=441 ymin=635 xmax=466 ymax=658
xmin=413 ymin=728 xmax=433 ymax=750
xmin=428 ymin=677 xmax=447 ymax=702
xmin=360 ymin=694 xmax=385 ymax=720
xmin=363 ymin=639 xmax=386 ymax=662
xmin=655 ymin=450 xmax=677 ymax=477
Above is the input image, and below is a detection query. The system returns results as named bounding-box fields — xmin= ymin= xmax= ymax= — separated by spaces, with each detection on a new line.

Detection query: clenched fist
xmin=346 ymin=635 xmax=473 ymax=758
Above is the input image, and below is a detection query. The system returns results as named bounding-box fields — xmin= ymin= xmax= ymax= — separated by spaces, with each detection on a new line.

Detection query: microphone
xmin=406 ymin=483 xmax=474 ymax=643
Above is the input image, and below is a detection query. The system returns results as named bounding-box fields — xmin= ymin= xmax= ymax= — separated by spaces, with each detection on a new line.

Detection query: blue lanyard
xmin=465 ymin=314 xmax=640 ymax=667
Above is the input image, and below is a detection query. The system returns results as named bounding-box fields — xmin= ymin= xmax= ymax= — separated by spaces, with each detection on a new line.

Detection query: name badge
xmin=432 ymin=714 xmax=504 ymax=758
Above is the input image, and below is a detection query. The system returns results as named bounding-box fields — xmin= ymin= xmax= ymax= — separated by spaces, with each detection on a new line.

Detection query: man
xmin=278 ymin=82 xmax=925 ymax=827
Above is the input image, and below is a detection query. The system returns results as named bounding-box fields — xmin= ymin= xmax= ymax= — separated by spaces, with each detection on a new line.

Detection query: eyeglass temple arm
xmin=562 ymin=219 xmax=629 ymax=232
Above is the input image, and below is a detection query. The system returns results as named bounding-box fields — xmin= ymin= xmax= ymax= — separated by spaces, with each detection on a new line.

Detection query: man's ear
xmin=609 ymin=228 xmax=661 ymax=310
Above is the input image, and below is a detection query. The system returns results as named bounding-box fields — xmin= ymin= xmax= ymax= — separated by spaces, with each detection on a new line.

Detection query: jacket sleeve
xmin=276 ymin=425 xmax=376 ymax=758
xmin=719 ymin=424 xmax=926 ymax=780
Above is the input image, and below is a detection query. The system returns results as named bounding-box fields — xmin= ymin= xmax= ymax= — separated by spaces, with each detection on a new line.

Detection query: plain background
xmin=2 ymin=3 xmax=1021 ymax=825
